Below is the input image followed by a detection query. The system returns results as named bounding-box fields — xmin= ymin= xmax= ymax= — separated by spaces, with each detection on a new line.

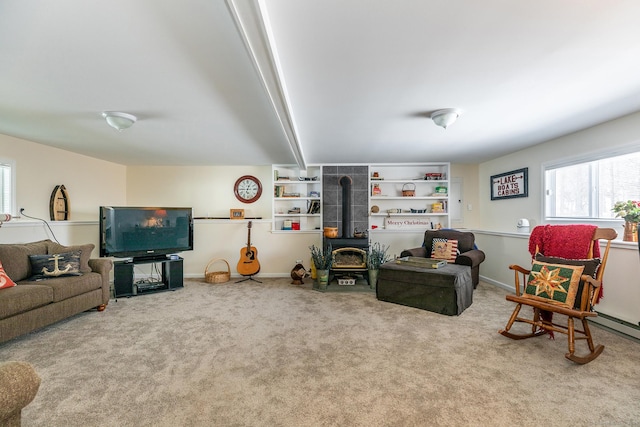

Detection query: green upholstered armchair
xmin=400 ymin=229 xmax=486 ymax=288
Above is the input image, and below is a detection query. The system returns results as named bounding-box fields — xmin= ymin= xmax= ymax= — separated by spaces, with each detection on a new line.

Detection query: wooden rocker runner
xmin=499 ymin=226 xmax=617 ymax=364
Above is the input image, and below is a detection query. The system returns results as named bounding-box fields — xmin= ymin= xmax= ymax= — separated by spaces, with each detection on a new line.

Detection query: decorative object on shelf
xmin=323 ymin=227 xmax=338 ymax=238
xmin=290 ymin=260 xmax=307 ymax=285
xmin=234 ymin=175 xmax=262 ymax=203
xmin=204 ymin=258 xmax=231 ymax=284
xmin=430 ymin=108 xmax=461 ymax=129
xmin=230 ymin=209 xmax=245 ymax=219
xmin=434 ymin=186 xmax=448 ymax=194
xmin=425 ymin=173 xmax=443 ymax=180
xmin=49 ymin=184 xmax=70 ymax=221
xmin=102 ymin=111 xmax=137 ymax=131
xmin=490 ymin=168 xmax=528 ymax=200
xmin=612 ymin=200 xmax=640 ymax=242
xmin=372 ymin=183 xmax=382 ymax=196
xmin=402 ymin=183 xmax=416 ymax=197
xmin=371 ymin=205 xmax=380 ymax=213
xmin=367 ymin=242 xmax=391 ymax=289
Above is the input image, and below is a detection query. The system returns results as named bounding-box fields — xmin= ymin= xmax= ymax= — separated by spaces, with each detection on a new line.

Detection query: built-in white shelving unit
xmin=368 ymin=163 xmax=450 ymax=233
xmin=272 ymin=164 xmax=323 ymax=233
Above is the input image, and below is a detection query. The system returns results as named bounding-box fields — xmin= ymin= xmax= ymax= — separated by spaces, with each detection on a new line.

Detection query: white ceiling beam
xmin=225 ymin=0 xmax=306 ymax=170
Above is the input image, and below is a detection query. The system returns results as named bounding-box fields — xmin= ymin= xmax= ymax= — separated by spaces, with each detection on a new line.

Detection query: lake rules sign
xmin=491 ymin=168 xmax=528 ymax=200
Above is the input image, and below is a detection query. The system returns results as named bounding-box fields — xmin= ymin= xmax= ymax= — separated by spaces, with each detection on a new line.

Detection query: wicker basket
xmin=204 ymin=258 xmax=231 ymax=283
xmin=402 ymin=183 xmax=416 ymax=197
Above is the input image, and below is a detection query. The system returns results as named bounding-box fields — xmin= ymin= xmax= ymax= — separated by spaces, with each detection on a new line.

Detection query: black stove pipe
xmin=339 ymin=175 xmax=353 ymax=238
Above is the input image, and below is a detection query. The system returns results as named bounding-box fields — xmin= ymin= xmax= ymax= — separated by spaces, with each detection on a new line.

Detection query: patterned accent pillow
xmin=0 ymin=260 xmax=17 ymax=289
xmin=524 ymin=261 xmax=584 ymax=308
xmin=47 ymin=242 xmax=94 ymax=273
xmin=431 ymin=238 xmax=458 ymax=263
xmin=534 ymin=253 xmax=601 ymax=309
xmin=29 ymin=251 xmax=82 ymax=281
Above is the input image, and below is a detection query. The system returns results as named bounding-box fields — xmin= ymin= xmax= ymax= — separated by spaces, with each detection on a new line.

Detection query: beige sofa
xmin=0 ymin=240 xmax=112 ymax=344
xmin=0 ymin=361 xmax=40 ymax=426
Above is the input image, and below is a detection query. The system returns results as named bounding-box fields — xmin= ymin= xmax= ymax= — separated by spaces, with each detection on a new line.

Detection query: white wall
xmin=0 ymin=134 xmax=126 ymax=221
xmin=0 ymin=134 xmax=126 ymax=256
xmin=126 ymin=165 xmax=321 ymax=276
xmin=450 ymin=163 xmax=480 ymax=229
xmin=478 ymin=112 xmax=640 ymax=233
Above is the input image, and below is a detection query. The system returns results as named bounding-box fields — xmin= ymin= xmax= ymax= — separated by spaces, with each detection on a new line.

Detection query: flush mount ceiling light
xmin=102 ymin=111 xmax=137 ymax=131
xmin=431 ymin=109 xmax=461 ymax=129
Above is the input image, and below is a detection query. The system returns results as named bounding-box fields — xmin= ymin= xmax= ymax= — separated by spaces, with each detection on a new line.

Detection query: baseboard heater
xmin=592 ymin=312 xmax=640 ymax=341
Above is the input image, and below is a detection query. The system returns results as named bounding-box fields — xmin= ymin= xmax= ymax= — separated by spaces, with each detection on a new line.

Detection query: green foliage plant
xmin=367 ymin=242 xmax=391 ymax=270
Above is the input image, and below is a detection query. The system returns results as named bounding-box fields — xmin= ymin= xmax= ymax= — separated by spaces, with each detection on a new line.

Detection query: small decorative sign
xmin=491 ymin=168 xmax=528 ymax=200
xmin=384 ymin=217 xmax=434 ymax=229
xmin=230 ymin=209 xmax=245 ymax=219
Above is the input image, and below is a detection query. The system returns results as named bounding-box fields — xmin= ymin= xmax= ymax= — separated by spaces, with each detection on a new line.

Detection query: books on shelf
xmin=395 ymin=256 xmax=446 ymax=269
xmin=307 ymin=200 xmax=320 ymax=214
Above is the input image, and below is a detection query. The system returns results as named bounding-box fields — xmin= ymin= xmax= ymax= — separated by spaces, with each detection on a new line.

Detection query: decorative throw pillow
xmin=0 ymin=260 xmax=17 ymax=289
xmin=523 ymin=261 xmax=584 ymax=308
xmin=29 ymin=251 xmax=82 ymax=280
xmin=534 ymin=253 xmax=601 ymax=278
xmin=431 ymin=238 xmax=458 ymax=263
xmin=47 ymin=242 xmax=94 ymax=273
xmin=534 ymin=254 xmax=602 ymax=309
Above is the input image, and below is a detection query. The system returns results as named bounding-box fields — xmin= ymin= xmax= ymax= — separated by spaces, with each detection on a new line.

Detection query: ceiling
xmin=2 ymin=1 xmax=640 ymax=168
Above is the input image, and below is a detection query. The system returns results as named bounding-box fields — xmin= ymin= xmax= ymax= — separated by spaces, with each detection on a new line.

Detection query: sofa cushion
xmin=47 ymin=242 xmax=95 ymax=273
xmin=0 ymin=261 xmax=17 ymax=290
xmin=0 ymin=284 xmax=54 ymax=320
xmin=39 ymin=272 xmax=102 ymax=303
xmin=29 ymin=251 xmax=82 ymax=280
xmin=0 ymin=240 xmax=50 ymax=282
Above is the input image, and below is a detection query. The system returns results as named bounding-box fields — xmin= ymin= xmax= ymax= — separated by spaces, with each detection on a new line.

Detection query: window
xmin=0 ymin=159 xmax=15 ymax=215
xmin=545 ymin=148 xmax=640 ymax=221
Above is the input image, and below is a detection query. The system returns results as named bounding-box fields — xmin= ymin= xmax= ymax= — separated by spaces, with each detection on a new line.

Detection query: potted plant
xmin=310 ymin=243 xmax=333 ymax=290
xmin=367 ymin=242 xmax=391 ymax=289
xmin=612 ymin=200 xmax=640 ymax=242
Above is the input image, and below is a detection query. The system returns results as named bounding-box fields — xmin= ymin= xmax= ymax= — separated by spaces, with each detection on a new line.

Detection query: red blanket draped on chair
xmin=528 ymin=224 xmax=600 ymax=259
xmin=527 ymin=225 xmax=601 ymax=338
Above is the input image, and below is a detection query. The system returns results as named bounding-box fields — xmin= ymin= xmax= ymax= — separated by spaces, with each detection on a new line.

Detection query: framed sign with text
xmin=491 ymin=168 xmax=528 ymax=200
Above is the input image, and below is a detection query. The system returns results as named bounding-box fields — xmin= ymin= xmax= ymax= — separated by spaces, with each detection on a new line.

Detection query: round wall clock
xmin=234 ymin=175 xmax=262 ymax=204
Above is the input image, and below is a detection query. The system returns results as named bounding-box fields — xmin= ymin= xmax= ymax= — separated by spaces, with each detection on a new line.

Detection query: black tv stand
xmin=113 ymin=256 xmax=183 ymax=298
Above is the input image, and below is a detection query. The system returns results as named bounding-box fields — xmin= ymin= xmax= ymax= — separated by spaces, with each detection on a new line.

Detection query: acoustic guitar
xmin=237 ymin=221 xmax=260 ymax=276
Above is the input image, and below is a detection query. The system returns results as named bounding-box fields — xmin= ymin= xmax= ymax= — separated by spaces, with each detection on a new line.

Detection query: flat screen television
xmin=99 ymin=206 xmax=193 ymax=261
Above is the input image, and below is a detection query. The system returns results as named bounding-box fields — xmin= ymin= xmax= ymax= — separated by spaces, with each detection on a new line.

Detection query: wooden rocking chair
xmin=498 ymin=227 xmax=617 ymax=364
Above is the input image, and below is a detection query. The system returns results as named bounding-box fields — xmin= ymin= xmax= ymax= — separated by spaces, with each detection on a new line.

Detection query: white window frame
xmin=0 ymin=158 xmax=16 ymax=216
xmin=542 ymin=144 xmax=640 ymax=239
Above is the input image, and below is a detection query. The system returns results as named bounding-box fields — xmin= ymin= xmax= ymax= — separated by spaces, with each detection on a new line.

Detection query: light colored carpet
xmin=1 ymin=278 xmax=639 ymax=427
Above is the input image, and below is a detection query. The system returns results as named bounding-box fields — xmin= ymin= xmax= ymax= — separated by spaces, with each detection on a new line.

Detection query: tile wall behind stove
xmin=322 ymin=165 xmax=369 ymax=237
